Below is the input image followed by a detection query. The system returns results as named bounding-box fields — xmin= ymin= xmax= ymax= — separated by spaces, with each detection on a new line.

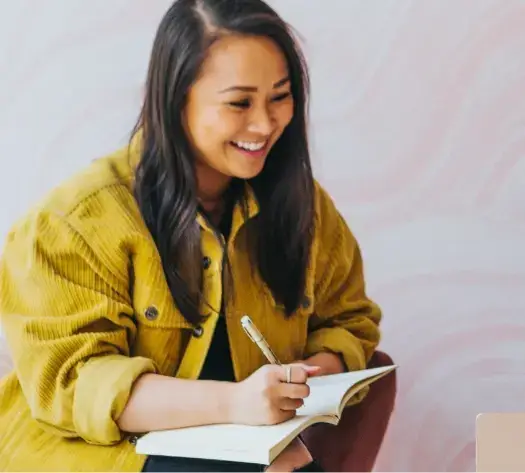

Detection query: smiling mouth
xmin=230 ymin=140 xmax=268 ymax=152
xmin=229 ymin=139 xmax=270 ymax=158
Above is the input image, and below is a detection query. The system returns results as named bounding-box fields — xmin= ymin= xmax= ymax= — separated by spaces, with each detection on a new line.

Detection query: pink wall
xmin=1 ymin=1 xmax=524 ymax=470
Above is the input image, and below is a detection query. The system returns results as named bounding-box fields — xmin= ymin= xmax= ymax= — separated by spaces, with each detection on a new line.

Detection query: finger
xmin=289 ymin=362 xmax=323 ymax=378
xmin=278 ymin=397 xmax=304 ymax=411
xmin=295 ymin=364 xmax=321 ymax=376
xmin=271 ymin=408 xmax=296 ymax=425
xmin=279 ymin=382 xmax=310 ymax=400
xmin=306 ymin=367 xmax=323 ymax=378
xmin=278 ymin=364 xmax=319 ymax=384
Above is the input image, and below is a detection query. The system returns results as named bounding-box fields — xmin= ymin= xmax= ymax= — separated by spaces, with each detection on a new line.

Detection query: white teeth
xmin=233 ymin=140 xmax=266 ymax=151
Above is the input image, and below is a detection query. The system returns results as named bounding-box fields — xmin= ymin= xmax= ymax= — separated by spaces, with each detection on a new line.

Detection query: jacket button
xmin=144 ymin=306 xmax=159 ymax=320
xmin=192 ymin=325 xmax=204 ymax=337
xmin=301 ymin=296 xmax=311 ymax=309
xmin=202 ymin=256 xmax=212 ymax=270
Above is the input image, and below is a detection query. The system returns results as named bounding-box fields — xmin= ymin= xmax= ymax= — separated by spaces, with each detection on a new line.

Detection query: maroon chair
xmin=301 ymin=351 xmax=397 ymax=472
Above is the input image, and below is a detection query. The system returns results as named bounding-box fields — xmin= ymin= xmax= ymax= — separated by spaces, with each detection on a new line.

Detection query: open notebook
xmin=135 ymin=364 xmax=397 ymax=465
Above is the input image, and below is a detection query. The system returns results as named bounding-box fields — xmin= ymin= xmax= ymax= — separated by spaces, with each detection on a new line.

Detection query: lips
xmin=231 ymin=140 xmax=267 ymax=151
xmin=230 ymin=140 xmax=269 ymax=158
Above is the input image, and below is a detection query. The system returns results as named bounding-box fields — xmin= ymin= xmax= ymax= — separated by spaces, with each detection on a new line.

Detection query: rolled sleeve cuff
xmin=73 ymin=354 xmax=157 ymax=444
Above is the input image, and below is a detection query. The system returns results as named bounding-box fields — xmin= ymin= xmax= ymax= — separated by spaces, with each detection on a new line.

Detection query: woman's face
xmin=183 ymin=34 xmax=294 ymax=191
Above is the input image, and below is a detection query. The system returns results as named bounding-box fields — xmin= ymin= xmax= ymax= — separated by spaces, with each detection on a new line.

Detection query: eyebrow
xmin=219 ymin=76 xmax=290 ymax=94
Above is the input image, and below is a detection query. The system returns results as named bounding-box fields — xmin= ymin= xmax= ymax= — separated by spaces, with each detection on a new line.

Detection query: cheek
xmin=188 ymin=108 xmax=241 ymax=149
xmin=210 ymin=111 xmax=246 ymax=146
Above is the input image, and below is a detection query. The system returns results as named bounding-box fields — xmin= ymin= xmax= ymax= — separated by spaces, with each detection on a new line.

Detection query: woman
xmin=0 ymin=0 xmax=382 ymax=471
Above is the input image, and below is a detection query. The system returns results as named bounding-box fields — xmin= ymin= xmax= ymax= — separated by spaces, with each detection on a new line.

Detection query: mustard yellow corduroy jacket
xmin=0 ymin=138 xmax=381 ymax=472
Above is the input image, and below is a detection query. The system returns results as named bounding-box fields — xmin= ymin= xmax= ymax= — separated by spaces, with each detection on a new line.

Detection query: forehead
xmin=195 ymin=34 xmax=289 ymax=91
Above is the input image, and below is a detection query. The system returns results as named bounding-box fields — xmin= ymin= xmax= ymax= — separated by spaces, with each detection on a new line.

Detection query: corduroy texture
xmin=0 ymin=142 xmax=381 ymax=472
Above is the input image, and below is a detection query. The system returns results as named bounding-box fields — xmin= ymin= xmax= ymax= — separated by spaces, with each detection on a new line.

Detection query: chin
xmin=230 ymin=160 xmax=267 ymax=180
xmin=234 ymin=166 xmax=266 ymax=180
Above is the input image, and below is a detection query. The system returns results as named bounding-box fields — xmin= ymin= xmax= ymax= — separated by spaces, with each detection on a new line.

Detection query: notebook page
xmin=297 ymin=376 xmax=350 ymax=417
xmin=298 ymin=365 xmax=396 ymax=417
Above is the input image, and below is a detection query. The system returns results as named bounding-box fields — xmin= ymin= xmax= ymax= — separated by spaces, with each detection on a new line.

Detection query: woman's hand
xmin=295 ymin=352 xmax=345 ymax=377
xmin=229 ymin=363 xmax=320 ymax=426
xmin=265 ymin=437 xmax=314 ymax=472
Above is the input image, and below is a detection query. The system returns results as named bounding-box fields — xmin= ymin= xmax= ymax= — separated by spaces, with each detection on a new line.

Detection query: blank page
xmin=298 ymin=365 xmax=396 ymax=417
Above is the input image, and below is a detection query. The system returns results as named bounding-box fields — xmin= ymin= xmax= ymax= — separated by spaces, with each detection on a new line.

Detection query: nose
xmin=247 ymin=105 xmax=274 ymax=136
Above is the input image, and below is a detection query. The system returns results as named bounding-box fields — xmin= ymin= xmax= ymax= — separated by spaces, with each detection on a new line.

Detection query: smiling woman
xmin=187 ymin=38 xmax=293 ymax=170
xmin=134 ymin=0 xmax=316 ymax=327
xmin=182 ymin=34 xmax=295 ymax=200
xmin=0 ymin=0 xmax=385 ymax=472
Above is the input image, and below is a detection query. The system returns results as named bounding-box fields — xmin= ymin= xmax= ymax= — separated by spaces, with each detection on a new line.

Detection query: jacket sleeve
xmin=0 ymin=210 xmax=157 ymax=445
xmin=305 ymin=186 xmax=382 ymax=386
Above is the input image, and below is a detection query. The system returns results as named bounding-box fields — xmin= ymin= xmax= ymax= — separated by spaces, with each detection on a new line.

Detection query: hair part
xmin=132 ymin=0 xmax=315 ymax=326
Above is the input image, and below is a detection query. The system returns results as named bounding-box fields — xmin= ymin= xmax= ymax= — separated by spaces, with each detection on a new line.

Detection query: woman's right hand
xmin=229 ymin=363 xmax=320 ymax=426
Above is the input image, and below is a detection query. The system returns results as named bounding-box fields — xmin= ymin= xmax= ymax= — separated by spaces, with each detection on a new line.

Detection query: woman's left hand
xmin=265 ymin=437 xmax=313 ymax=472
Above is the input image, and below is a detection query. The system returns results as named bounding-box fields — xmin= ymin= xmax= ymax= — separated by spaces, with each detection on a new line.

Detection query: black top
xmin=198 ymin=314 xmax=235 ymax=382
xmin=198 ymin=186 xmax=237 ymax=383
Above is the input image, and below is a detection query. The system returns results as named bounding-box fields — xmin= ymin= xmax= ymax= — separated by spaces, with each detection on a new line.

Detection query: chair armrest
xmin=301 ymin=351 xmax=397 ymax=472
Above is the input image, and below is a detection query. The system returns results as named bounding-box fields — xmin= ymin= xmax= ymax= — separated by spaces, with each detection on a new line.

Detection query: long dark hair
xmin=132 ymin=0 xmax=315 ymax=326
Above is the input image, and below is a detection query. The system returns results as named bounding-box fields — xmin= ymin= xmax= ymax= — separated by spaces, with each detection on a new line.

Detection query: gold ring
xmin=286 ymin=365 xmax=292 ymax=383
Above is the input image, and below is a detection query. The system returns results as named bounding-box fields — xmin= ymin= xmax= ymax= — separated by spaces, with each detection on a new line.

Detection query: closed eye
xmin=272 ymin=92 xmax=292 ymax=102
xmin=229 ymin=99 xmax=251 ymax=109
xmin=228 ymin=92 xmax=292 ymax=110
